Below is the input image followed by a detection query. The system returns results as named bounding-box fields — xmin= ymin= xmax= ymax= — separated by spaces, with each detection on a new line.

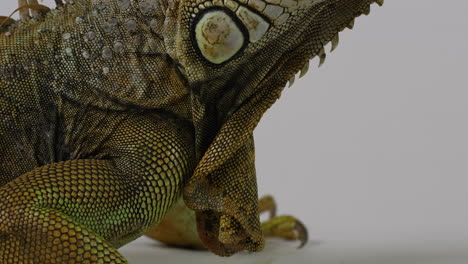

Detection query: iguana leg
xmin=0 ymin=116 xmax=195 ymax=262
xmin=1 ymin=205 xmax=128 ymax=263
xmin=145 ymin=197 xmax=203 ymax=249
xmin=146 ymin=196 xmax=308 ymax=249
xmin=0 ymin=159 xmax=133 ymax=263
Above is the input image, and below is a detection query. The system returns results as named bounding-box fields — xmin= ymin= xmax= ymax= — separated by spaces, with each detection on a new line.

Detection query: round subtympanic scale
xmin=102 ymin=46 xmax=113 ymax=59
xmin=85 ymin=31 xmax=96 ymax=41
xmin=114 ymin=42 xmax=125 ymax=54
xmin=194 ymin=10 xmax=245 ymax=64
xmin=120 ymin=0 xmax=131 ymax=10
xmin=82 ymin=51 xmax=90 ymax=59
xmin=126 ymin=19 xmax=137 ymax=32
xmin=150 ymin=19 xmax=159 ymax=32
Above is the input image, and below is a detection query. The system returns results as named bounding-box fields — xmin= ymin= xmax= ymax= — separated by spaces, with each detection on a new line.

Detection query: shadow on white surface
xmin=121 ymin=237 xmax=468 ymax=264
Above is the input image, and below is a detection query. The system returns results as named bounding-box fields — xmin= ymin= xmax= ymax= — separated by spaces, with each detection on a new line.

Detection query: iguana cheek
xmin=194 ymin=10 xmax=245 ymax=65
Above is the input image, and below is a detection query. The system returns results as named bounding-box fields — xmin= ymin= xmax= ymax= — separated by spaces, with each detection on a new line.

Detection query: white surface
xmin=120 ymin=237 xmax=468 ymax=264
xmin=3 ymin=0 xmax=468 ymax=263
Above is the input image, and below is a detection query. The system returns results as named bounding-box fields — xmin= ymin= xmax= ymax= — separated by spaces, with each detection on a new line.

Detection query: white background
xmin=3 ymin=1 xmax=468 ymax=263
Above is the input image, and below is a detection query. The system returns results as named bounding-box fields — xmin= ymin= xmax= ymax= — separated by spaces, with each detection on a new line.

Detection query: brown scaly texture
xmin=0 ymin=0 xmax=384 ymax=262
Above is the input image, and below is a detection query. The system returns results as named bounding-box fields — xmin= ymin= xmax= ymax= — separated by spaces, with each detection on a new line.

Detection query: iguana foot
xmin=146 ymin=196 xmax=308 ymax=249
xmin=259 ymin=195 xmax=308 ymax=248
xmin=17 ymin=0 xmax=50 ymax=20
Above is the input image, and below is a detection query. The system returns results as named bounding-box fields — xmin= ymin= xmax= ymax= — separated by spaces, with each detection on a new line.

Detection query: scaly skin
xmin=0 ymin=0 xmax=384 ymax=262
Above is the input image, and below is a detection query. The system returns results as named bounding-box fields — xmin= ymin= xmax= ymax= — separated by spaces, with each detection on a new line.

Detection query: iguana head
xmin=165 ymin=0 xmax=384 ymax=257
xmin=162 ymin=0 xmax=383 ymax=151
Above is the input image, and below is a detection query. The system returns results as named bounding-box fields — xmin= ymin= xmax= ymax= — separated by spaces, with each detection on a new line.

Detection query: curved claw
xmin=261 ymin=215 xmax=309 ymax=248
xmin=258 ymin=195 xmax=277 ymax=219
xmin=294 ymin=219 xmax=308 ymax=249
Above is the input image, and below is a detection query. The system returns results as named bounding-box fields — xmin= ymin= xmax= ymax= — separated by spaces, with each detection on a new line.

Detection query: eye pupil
xmin=193 ymin=9 xmax=247 ymax=65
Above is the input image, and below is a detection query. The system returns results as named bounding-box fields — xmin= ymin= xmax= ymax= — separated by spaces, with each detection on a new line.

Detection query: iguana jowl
xmin=0 ymin=0 xmax=383 ymax=262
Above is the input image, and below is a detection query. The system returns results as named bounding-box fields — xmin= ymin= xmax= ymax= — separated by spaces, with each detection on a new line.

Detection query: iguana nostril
xmin=194 ymin=10 xmax=246 ymax=65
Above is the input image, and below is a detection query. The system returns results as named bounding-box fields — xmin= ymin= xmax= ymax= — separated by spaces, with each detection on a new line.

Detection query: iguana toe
xmin=259 ymin=195 xmax=277 ymax=219
xmin=259 ymin=195 xmax=308 ymax=248
xmin=262 ymin=215 xmax=309 ymax=248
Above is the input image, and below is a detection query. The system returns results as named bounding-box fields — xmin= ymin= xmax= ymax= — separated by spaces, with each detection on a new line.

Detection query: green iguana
xmin=0 ymin=0 xmax=383 ymax=262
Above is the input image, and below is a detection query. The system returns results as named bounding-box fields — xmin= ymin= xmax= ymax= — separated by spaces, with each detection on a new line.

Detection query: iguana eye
xmin=193 ymin=9 xmax=247 ymax=65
